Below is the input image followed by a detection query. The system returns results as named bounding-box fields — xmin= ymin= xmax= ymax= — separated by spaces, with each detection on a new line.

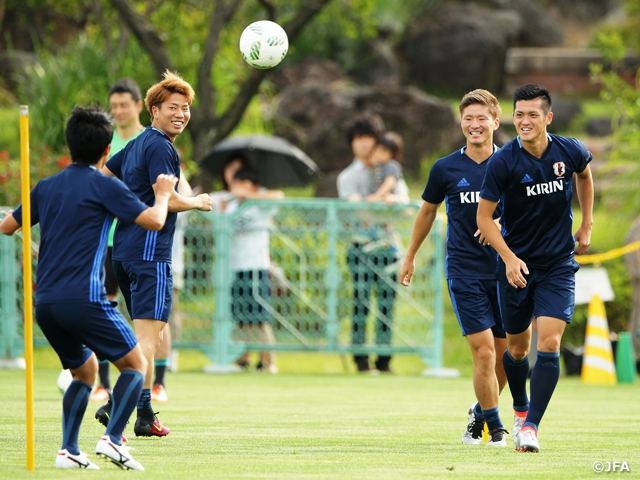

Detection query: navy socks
xmin=61 ymin=380 xmax=92 ymax=455
xmin=503 ymin=349 xmax=530 ymax=412
xmin=106 ymin=370 xmax=144 ymax=444
xmin=525 ymin=350 xmax=560 ymax=431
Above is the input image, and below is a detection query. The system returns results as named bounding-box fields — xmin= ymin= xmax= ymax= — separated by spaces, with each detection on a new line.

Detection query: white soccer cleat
xmin=517 ymin=427 xmax=540 ymax=453
xmin=512 ymin=412 xmax=526 ymax=449
xmin=56 ymin=449 xmax=100 ymax=469
xmin=96 ymin=435 xmax=144 ymax=470
xmin=461 ymin=403 xmax=485 ymax=445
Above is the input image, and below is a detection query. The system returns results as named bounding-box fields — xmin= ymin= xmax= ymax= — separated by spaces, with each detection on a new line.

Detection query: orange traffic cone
xmin=580 ymin=295 xmax=616 ymax=385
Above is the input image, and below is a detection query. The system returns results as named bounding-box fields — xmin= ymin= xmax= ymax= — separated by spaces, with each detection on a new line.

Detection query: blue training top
xmin=423 ymin=145 xmax=501 ymax=280
xmin=106 ymin=127 xmax=180 ymax=262
xmin=12 ymin=164 xmax=148 ymax=304
xmin=480 ymin=133 xmax=592 ymax=268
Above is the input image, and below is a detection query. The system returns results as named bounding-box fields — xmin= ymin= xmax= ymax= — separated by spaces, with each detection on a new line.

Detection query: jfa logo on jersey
xmin=553 ymin=162 xmax=565 ymax=177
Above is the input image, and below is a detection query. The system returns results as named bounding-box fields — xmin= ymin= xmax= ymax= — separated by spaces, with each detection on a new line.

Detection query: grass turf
xmin=1 ymin=352 xmax=639 ymax=479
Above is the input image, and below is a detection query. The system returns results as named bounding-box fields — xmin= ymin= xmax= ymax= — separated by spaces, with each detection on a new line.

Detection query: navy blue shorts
xmin=112 ymin=260 xmax=173 ymax=322
xmin=231 ymin=269 xmax=271 ymax=326
xmin=448 ymin=278 xmax=505 ymax=338
xmin=497 ymin=257 xmax=579 ymax=335
xmin=36 ymin=301 xmax=138 ymax=369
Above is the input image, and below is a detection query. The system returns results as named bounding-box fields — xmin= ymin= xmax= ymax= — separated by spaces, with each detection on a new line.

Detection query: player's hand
xmin=155 ymin=174 xmax=179 ymax=196
xmin=399 ymin=259 xmax=415 ymax=287
xmin=1 ymin=209 xmax=14 ymax=218
xmin=573 ymin=225 xmax=592 ymax=255
xmin=195 ymin=193 xmax=213 ymax=211
xmin=474 ymin=228 xmax=489 ymax=245
xmin=504 ymin=255 xmax=528 ymax=289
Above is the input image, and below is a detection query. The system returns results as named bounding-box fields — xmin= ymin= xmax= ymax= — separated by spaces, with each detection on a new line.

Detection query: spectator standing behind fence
xmin=399 ymin=89 xmax=509 ymax=446
xmin=337 ymin=114 xmax=408 ymax=374
xmin=210 ymin=164 xmax=284 ymax=373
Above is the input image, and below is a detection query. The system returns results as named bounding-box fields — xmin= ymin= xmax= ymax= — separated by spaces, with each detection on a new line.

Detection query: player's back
xmin=26 ymin=164 xmax=145 ymax=304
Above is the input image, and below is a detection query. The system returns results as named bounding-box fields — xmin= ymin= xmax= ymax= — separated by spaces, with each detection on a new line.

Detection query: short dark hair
xmin=233 ymin=167 xmax=259 ymax=185
xmin=346 ymin=112 xmax=385 ymax=145
xmin=65 ymin=106 xmax=114 ymax=165
xmin=221 ymin=153 xmax=252 ymax=190
xmin=109 ymin=78 xmax=142 ymax=102
xmin=513 ymin=84 xmax=552 ymax=113
xmin=375 ymin=132 xmax=404 ymax=160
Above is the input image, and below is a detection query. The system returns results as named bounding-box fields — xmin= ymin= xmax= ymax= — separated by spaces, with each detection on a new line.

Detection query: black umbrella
xmin=201 ymin=135 xmax=320 ymax=188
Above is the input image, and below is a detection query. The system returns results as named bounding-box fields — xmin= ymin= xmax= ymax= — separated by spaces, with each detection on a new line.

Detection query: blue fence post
xmin=0 ymin=232 xmax=24 ymax=366
xmin=325 ymin=200 xmax=340 ymax=349
xmin=206 ymin=210 xmax=244 ymax=372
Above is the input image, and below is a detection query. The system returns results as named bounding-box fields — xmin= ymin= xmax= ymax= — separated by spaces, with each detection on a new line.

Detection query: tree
xmin=591 ymin=0 xmax=640 ymax=352
xmin=108 ymin=0 xmax=338 ymax=165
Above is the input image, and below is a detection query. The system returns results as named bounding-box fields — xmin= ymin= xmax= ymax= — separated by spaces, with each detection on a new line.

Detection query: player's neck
xmin=117 ymin=122 xmax=144 ymax=142
xmin=465 ymin=142 xmax=494 ymax=163
xmin=521 ymin=133 xmax=549 ymax=158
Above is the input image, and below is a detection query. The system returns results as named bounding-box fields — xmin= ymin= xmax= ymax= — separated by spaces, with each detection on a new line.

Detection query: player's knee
xmin=474 ymin=344 xmax=496 ymax=367
xmin=537 ymin=336 xmax=561 ymax=353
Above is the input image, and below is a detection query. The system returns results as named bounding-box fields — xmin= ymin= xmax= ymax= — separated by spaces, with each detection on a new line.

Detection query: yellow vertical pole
xmin=20 ymin=105 xmax=35 ymax=471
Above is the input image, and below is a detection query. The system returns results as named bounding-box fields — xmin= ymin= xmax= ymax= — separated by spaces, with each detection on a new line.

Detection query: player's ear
xmin=103 ymin=145 xmax=111 ymax=158
xmin=546 ymin=111 xmax=553 ymax=126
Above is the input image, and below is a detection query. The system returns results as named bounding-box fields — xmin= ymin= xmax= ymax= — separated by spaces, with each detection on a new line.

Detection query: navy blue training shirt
xmin=480 ymin=133 xmax=592 ymax=268
xmin=13 ymin=164 xmax=148 ymax=304
xmin=423 ymin=146 xmax=500 ymax=279
xmin=106 ymin=127 xmax=179 ymax=262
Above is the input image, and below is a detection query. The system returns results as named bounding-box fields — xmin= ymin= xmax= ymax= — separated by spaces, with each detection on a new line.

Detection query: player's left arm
xmin=0 ymin=213 xmax=20 ymax=235
xmin=573 ymin=164 xmax=594 ymax=255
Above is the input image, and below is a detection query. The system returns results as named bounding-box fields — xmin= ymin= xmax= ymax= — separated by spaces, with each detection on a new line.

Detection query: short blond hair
xmin=459 ymin=89 xmax=502 ymax=119
xmin=145 ymin=70 xmax=195 ymax=116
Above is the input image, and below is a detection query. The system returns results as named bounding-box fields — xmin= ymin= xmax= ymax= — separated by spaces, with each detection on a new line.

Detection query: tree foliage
xmin=14 ymin=0 xmax=391 ymax=177
xmin=590 ymin=0 xmax=640 ymax=214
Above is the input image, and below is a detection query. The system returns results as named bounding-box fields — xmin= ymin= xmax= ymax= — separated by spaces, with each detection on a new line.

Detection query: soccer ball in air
xmin=239 ymin=21 xmax=288 ymax=69
xmin=57 ymin=369 xmax=73 ymax=394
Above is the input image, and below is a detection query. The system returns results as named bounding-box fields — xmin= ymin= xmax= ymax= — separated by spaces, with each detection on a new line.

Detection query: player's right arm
xmin=135 ymin=174 xmax=179 ymax=230
xmin=399 ymin=201 xmax=439 ymax=286
xmin=477 ymin=198 xmax=528 ymax=288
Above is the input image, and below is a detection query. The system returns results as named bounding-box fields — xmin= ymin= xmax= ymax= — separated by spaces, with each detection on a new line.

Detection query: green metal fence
xmin=0 ymin=200 xmax=445 ymax=371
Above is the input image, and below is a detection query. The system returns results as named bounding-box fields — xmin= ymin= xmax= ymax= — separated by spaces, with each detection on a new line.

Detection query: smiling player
xmin=477 ymin=84 xmax=594 ymax=453
xmin=100 ymin=71 xmax=212 ymax=437
xmin=400 ymin=89 xmax=508 ymax=446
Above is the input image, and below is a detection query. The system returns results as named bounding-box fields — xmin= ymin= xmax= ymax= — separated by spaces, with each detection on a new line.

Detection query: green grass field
xmin=2 ymin=350 xmax=639 ymax=479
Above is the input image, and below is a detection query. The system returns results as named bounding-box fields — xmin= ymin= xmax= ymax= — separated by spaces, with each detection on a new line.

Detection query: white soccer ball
xmin=57 ymin=369 xmax=73 ymax=394
xmin=239 ymin=21 xmax=288 ymax=69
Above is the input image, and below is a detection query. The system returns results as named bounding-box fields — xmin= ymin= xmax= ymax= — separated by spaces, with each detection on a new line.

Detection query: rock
xmin=548 ymin=96 xmax=582 ymax=133
xmin=586 ymin=117 xmax=614 ymax=137
xmin=400 ymin=2 xmax=522 ymax=94
xmin=274 ymin=72 xmax=457 ymax=196
xmin=475 ymin=0 xmax=564 ymax=46
xmin=550 ymin=0 xmax=622 ymax=22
